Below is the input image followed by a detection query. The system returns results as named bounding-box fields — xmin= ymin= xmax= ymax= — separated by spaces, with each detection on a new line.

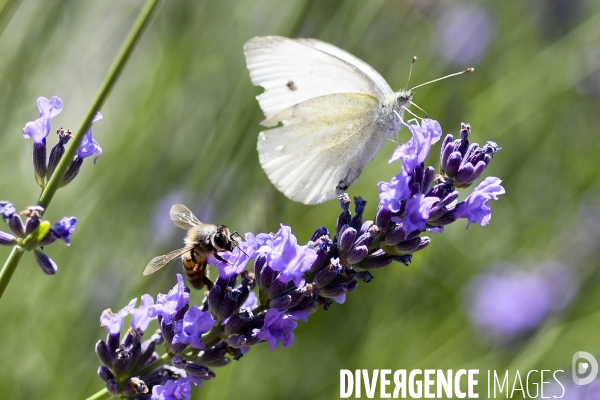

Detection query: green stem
xmin=84 ymin=388 xmax=111 ymax=400
xmin=0 ymin=246 xmax=24 ymax=299
xmin=37 ymin=0 xmax=162 ymax=211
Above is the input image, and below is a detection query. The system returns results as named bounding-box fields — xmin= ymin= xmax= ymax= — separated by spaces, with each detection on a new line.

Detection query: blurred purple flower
xmin=23 ymin=96 xmax=63 ymax=143
xmin=100 ymin=298 xmax=137 ymax=335
xmin=545 ymin=377 xmax=600 ymax=399
xmin=433 ymin=4 xmax=496 ymax=67
xmin=467 ymin=262 xmax=577 ymax=343
xmin=77 ymin=113 xmax=103 ymax=163
xmin=255 ymin=308 xmax=300 ymax=350
xmin=131 ymin=294 xmax=155 ymax=332
xmin=455 ymin=177 xmax=504 ymax=228
xmin=172 ymin=305 xmax=215 ymax=349
xmin=148 ymin=274 xmax=190 ymax=325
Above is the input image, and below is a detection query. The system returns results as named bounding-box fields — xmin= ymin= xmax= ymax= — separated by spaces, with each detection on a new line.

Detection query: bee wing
xmin=169 ymin=204 xmax=201 ymax=230
xmin=143 ymin=246 xmax=195 ymax=275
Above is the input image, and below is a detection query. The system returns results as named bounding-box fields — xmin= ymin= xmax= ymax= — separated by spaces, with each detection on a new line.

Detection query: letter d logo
xmin=572 ymin=351 xmax=598 ymax=385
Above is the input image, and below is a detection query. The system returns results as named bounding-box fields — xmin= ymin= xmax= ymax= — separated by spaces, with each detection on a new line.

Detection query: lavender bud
xmin=227 ymin=334 xmax=247 ymax=348
xmin=384 ymin=225 xmax=406 ymax=246
xmin=355 ymin=250 xmax=393 ymax=269
xmin=184 ymin=362 xmax=212 ymax=378
xmin=375 ymin=203 xmax=393 ymax=231
xmin=338 ymin=226 xmax=357 ymax=253
xmin=0 ymin=231 xmax=18 ymax=246
xmin=393 ymin=255 xmax=412 ymax=265
xmin=7 ymin=215 xmax=25 ymax=238
xmin=172 ymin=355 xmax=187 ymax=369
xmin=95 ymin=340 xmax=113 ymax=368
xmin=319 ymin=284 xmax=347 ymax=298
xmin=310 ymin=226 xmax=329 ymax=242
xmin=314 ymin=265 xmax=337 ymax=288
xmin=259 ymin=263 xmax=275 ymax=291
xmin=336 ymin=194 xmax=352 ymax=235
xmin=207 ymin=285 xmax=223 ymax=317
xmin=33 ymin=141 xmax=47 ymax=187
xmin=138 ymin=340 xmax=156 ymax=367
xmin=171 ymin=342 xmax=187 ymax=355
xmin=217 ymin=296 xmax=238 ymax=323
xmin=97 ymin=366 xmax=114 ymax=383
xmin=33 ymin=249 xmax=57 ymax=275
xmin=254 ymin=253 xmax=266 ymax=283
xmin=61 ymin=156 xmax=83 ymax=187
xmin=46 ymin=143 xmax=65 ymax=180
xmin=359 ymin=220 xmax=373 ymax=237
xmin=346 ymin=245 xmax=368 ymax=264
xmin=392 ymin=237 xmax=426 ymax=254
xmin=197 ymin=342 xmax=228 ymax=364
xmin=346 ymin=279 xmax=359 ymax=293
xmin=224 ymin=314 xmax=246 ymax=335
xmin=106 ymin=379 xmax=120 ymax=396
xmin=350 ymin=197 xmax=367 ymax=230
xmin=267 ymin=279 xmax=287 ymax=299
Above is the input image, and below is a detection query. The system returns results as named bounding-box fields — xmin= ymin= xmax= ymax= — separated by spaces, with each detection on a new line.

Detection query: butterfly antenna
xmin=404 ymin=56 xmax=417 ymax=91
xmin=410 ymin=68 xmax=474 ymax=91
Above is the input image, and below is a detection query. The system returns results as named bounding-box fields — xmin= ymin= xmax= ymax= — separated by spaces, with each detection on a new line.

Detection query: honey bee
xmin=143 ymin=204 xmax=239 ymax=290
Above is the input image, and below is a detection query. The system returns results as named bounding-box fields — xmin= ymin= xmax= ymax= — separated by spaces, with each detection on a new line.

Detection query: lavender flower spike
xmin=454 ymin=176 xmax=505 ymax=228
xmin=77 ymin=113 xmax=103 ymax=163
xmin=22 ymin=96 xmax=63 ymax=143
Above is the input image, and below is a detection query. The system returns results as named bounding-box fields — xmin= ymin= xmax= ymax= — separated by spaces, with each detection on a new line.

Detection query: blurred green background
xmin=1 ymin=0 xmax=600 ymax=398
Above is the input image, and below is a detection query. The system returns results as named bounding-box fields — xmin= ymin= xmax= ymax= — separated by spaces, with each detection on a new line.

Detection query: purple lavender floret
xmin=22 ymin=96 xmax=63 ymax=143
xmin=255 ymin=308 xmax=300 ymax=349
xmin=49 ymin=217 xmax=77 ymax=245
xmin=148 ymin=274 xmax=190 ymax=325
xmin=172 ymin=305 xmax=215 ymax=349
xmin=454 ymin=177 xmax=505 ymax=228
xmin=100 ymin=298 xmax=137 ymax=335
xmin=77 ymin=112 xmax=103 ymax=163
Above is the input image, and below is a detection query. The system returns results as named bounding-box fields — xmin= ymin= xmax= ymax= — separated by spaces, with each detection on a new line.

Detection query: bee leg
xmin=202 ymin=275 xmax=214 ymax=290
xmin=231 ymin=231 xmax=245 ymax=242
xmin=190 ymin=250 xmax=198 ymax=264
xmin=213 ymin=251 xmax=233 ymax=265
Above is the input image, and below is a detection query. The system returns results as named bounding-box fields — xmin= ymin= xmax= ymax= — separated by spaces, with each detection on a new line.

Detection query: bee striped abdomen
xmin=182 ymin=253 xmax=213 ymax=290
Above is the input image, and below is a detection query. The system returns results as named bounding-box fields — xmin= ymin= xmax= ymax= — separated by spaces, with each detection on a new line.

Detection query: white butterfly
xmin=244 ymin=36 xmax=468 ymax=205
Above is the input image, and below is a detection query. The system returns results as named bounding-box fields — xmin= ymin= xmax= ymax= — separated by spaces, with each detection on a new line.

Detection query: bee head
xmin=214 ymin=225 xmax=234 ymax=252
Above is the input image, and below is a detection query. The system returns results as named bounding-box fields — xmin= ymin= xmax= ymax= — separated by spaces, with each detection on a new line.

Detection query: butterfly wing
xmin=295 ymin=38 xmax=393 ymax=98
xmin=244 ymin=36 xmax=391 ymax=125
xmin=257 ymin=92 xmax=393 ymax=204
